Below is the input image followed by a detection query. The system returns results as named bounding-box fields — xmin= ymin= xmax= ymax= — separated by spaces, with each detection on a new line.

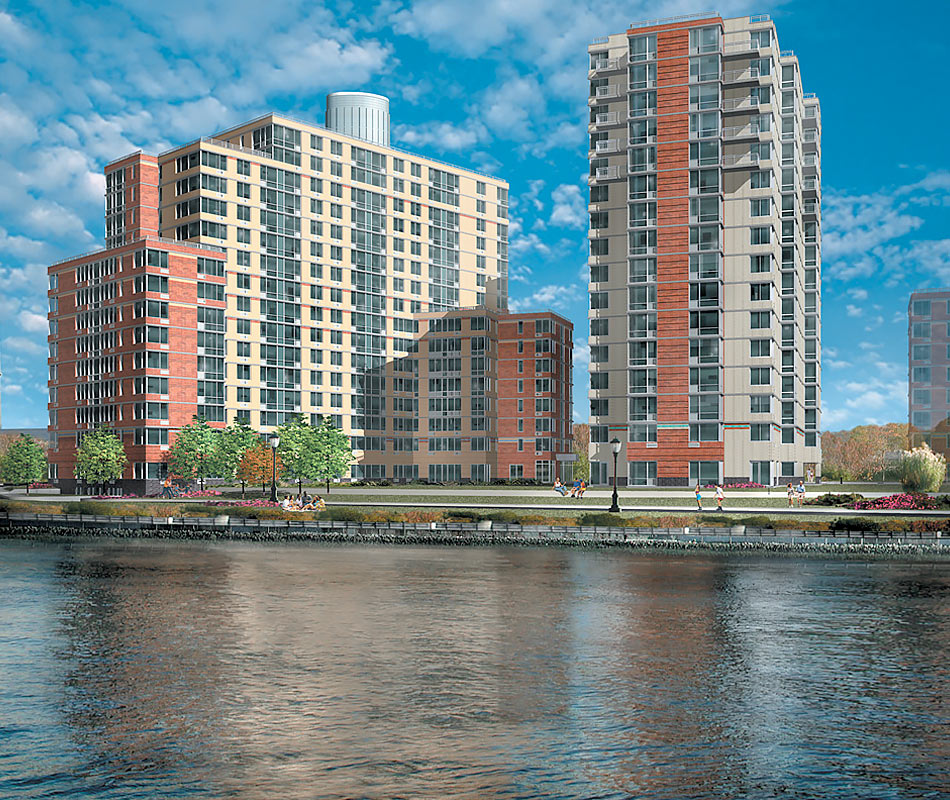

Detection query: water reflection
xmin=0 ymin=542 xmax=947 ymax=799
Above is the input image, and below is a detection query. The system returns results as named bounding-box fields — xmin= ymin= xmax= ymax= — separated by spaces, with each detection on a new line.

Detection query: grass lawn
xmin=221 ymin=491 xmax=807 ymax=509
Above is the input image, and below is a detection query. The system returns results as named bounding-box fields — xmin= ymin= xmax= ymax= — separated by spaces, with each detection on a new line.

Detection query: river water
xmin=0 ymin=540 xmax=947 ymax=799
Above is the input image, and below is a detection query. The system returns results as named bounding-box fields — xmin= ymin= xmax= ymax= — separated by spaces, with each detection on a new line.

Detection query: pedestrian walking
xmin=715 ymin=484 xmax=724 ymax=512
xmin=796 ymin=480 xmax=806 ymax=508
xmin=786 ymin=483 xmax=795 ymax=507
xmin=160 ymin=477 xmax=172 ymax=499
xmin=695 ymin=484 xmax=703 ymax=511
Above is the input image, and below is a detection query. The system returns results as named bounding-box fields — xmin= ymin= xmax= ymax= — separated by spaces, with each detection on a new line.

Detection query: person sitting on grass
xmin=313 ymin=496 xmax=326 ymax=511
xmin=570 ymin=478 xmax=582 ymax=498
xmin=576 ymin=480 xmax=587 ymax=498
xmin=553 ymin=478 xmax=568 ymax=496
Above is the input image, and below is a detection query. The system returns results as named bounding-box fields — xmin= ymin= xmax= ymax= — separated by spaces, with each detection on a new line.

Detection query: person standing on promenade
xmin=796 ymin=480 xmax=806 ymax=507
xmin=715 ymin=484 xmax=724 ymax=512
xmin=695 ymin=484 xmax=703 ymax=511
xmin=787 ymin=483 xmax=795 ymax=507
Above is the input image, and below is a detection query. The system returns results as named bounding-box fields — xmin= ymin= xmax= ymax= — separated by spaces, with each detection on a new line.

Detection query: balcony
xmin=588 ymin=165 xmax=624 ymax=184
xmin=722 ymin=124 xmax=767 ymax=141
xmin=588 ymin=55 xmax=625 ymax=78
xmin=590 ymin=85 xmax=621 ymax=103
xmin=594 ymin=138 xmax=622 ymax=155
xmin=722 ymin=152 xmax=767 ymax=169
xmin=588 ymin=111 xmax=621 ymax=131
xmin=722 ymin=66 xmax=768 ymax=84
xmin=722 ymin=96 xmax=766 ymax=113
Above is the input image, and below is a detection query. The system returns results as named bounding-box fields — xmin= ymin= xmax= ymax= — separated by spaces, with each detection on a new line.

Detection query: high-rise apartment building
xmin=48 ymin=93 xmax=573 ymax=492
xmin=586 ymin=13 xmax=821 ymax=486
xmin=908 ymin=291 xmax=950 ymax=456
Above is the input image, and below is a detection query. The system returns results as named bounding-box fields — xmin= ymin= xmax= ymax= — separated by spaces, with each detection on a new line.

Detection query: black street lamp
xmin=269 ymin=433 xmax=280 ymax=502
xmin=609 ymin=437 xmax=622 ymax=513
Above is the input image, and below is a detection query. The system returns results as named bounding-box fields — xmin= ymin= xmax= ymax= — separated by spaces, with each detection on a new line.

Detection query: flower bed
xmin=702 ymin=482 xmax=766 ymax=489
xmin=850 ymin=493 xmax=938 ymax=511
xmin=204 ymin=499 xmax=278 ymax=508
xmin=91 ymin=493 xmax=140 ymax=499
xmin=146 ymin=489 xmax=222 ymax=499
xmin=28 ymin=482 xmax=54 ymax=489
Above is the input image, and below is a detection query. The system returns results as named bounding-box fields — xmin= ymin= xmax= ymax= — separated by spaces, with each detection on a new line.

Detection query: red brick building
xmin=48 ymin=154 xmax=226 ymax=494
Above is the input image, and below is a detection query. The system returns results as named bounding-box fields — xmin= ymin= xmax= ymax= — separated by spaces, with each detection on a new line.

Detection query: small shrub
xmin=316 ymin=507 xmax=366 ymax=522
xmin=899 ymin=445 xmax=946 ymax=493
xmin=577 ymin=512 xmax=628 ymax=527
xmin=738 ymin=515 xmax=774 ymax=529
xmin=404 ymin=510 xmax=444 ymax=523
xmin=831 ymin=517 xmax=881 ymax=532
xmin=657 ymin=515 xmax=692 ymax=528
xmin=806 ymin=493 xmax=865 ymax=507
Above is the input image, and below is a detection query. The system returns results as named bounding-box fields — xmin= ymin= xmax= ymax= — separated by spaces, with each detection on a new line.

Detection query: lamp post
xmin=609 ymin=437 xmax=622 ymax=513
xmin=269 ymin=434 xmax=280 ymax=503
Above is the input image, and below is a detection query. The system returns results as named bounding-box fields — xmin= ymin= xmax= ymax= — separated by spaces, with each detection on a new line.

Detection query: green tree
xmin=275 ymin=414 xmax=321 ymax=495
xmin=312 ymin=415 xmax=353 ymax=494
xmin=1 ymin=434 xmax=47 ymax=493
xmin=74 ymin=429 xmax=128 ymax=488
xmin=218 ymin=419 xmax=259 ymax=494
xmin=166 ymin=416 xmax=223 ymax=490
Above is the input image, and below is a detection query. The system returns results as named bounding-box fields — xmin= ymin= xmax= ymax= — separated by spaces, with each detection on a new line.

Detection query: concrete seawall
xmin=1 ymin=513 xmax=947 ymax=558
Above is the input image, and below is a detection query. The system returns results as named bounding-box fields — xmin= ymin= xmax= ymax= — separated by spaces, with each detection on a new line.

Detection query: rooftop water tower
xmin=325 ymin=92 xmax=390 ymax=146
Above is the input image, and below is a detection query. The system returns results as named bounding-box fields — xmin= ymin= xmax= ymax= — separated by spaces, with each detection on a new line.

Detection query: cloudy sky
xmin=1 ymin=0 xmax=948 ymax=430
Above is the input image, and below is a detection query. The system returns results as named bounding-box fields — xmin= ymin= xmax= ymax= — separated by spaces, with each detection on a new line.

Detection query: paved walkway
xmin=4 ymin=490 xmax=944 ymax=518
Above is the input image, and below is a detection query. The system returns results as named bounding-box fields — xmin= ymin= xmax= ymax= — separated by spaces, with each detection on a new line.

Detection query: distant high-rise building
xmin=908 ymin=291 xmax=950 ymax=456
xmin=586 ymin=13 xmax=821 ymax=486
xmin=47 ymin=93 xmax=573 ymax=492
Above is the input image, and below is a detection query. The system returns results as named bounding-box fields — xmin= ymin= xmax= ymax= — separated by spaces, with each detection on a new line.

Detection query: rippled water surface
xmin=1 ymin=541 xmax=948 ymax=799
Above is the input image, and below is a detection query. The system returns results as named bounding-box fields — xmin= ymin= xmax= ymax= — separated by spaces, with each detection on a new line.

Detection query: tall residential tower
xmin=908 ymin=291 xmax=950 ymax=457
xmin=586 ymin=13 xmax=821 ymax=486
xmin=48 ymin=93 xmax=573 ymax=493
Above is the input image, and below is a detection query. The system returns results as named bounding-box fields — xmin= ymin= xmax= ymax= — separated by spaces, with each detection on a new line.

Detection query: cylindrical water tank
xmin=325 ymin=92 xmax=390 ymax=146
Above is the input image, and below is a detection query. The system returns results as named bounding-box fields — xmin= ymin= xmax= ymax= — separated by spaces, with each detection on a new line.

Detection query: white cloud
xmin=509 ymin=283 xmax=581 ymax=312
xmin=510 ymin=232 xmax=550 ymax=256
xmin=17 ymin=310 xmax=47 ymax=333
xmin=572 ymin=337 xmax=590 ymax=369
xmin=394 ymin=120 xmax=486 ymax=151
xmin=847 ymin=288 xmax=868 ymax=301
xmin=2 ymin=383 xmax=23 ymax=395
xmin=823 ymin=192 xmax=924 ymax=261
xmin=846 ymin=304 xmax=862 ymax=317
xmin=549 ymin=183 xmax=586 ymax=228
xmin=1 ymin=336 xmax=45 ymax=356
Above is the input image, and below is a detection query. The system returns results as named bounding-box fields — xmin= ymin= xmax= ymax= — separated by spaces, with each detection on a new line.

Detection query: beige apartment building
xmin=586 ymin=13 xmax=822 ymax=486
xmin=49 ymin=93 xmax=573 ymax=492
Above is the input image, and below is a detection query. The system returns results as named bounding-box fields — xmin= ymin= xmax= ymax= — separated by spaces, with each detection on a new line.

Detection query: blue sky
xmin=1 ymin=0 xmax=948 ymax=431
